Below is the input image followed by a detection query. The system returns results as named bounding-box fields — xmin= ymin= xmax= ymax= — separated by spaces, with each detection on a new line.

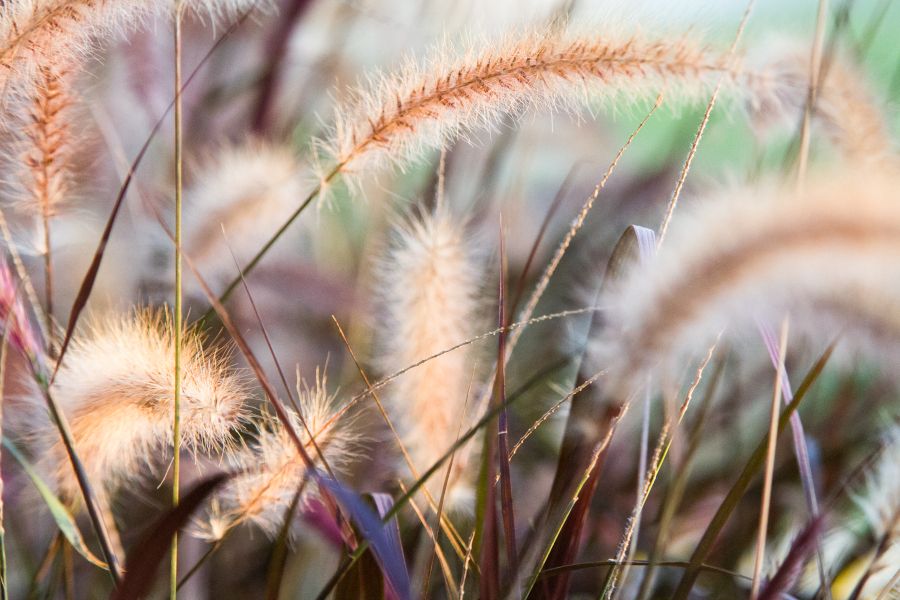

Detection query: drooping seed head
xmin=198 ymin=368 xmax=358 ymax=539
xmin=44 ymin=308 xmax=249 ymax=501
xmin=184 ymin=141 xmax=307 ymax=286
xmin=600 ymin=170 xmax=900 ymax=393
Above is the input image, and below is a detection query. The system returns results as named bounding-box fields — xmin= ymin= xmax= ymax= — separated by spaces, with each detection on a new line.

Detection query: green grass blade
xmin=2 ymin=437 xmax=107 ymax=570
xmin=670 ymin=341 xmax=836 ymax=599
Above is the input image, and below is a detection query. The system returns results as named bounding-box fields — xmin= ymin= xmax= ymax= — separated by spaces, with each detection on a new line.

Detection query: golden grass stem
xmin=508 ymin=95 xmax=662 ymax=355
xmin=330 ymin=316 xmax=470 ymax=561
xmin=797 ymin=0 xmax=830 ymax=189
xmin=657 ymin=0 xmax=755 ymax=248
xmin=750 ymin=317 xmax=789 ymax=600
xmin=397 ymin=480 xmax=459 ymax=598
xmin=171 ymin=3 xmax=185 ymax=598
xmin=603 ymin=341 xmax=719 ymax=599
xmin=423 ymin=365 xmax=474 ymax=599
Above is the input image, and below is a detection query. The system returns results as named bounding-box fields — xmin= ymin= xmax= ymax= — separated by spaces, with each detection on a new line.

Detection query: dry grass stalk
xmin=601 ymin=170 xmax=900 ymax=390
xmin=199 ymin=369 xmax=355 ymax=540
xmin=44 ymin=309 xmax=248 ymax=502
xmin=751 ymin=44 xmax=895 ymax=163
xmin=376 ymin=206 xmax=483 ymax=507
xmin=750 ymin=318 xmax=789 ymax=600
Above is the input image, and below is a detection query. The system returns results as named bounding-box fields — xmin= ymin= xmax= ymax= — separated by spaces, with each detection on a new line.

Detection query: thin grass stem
xmin=797 ymin=0 xmax=830 ymax=189
xmin=750 ymin=317 xmax=790 ymax=600
xmin=171 ymin=3 xmax=185 ymax=598
xmin=0 ymin=330 xmax=8 ymax=600
xmin=657 ymin=0 xmax=755 ymax=247
xmin=41 ymin=214 xmax=53 ymax=352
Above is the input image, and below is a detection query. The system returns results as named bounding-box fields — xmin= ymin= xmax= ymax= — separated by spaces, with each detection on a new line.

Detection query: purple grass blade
xmin=759 ymin=516 xmax=825 ymax=600
xmin=319 ymin=477 xmax=411 ymax=600
xmin=757 ymin=319 xmax=830 ymax=595
xmin=302 ymin=498 xmax=345 ymax=550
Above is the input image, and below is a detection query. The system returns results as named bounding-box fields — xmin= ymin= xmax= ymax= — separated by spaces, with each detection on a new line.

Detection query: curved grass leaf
xmin=319 ymin=478 xmax=410 ymax=600
xmin=111 ymin=473 xmax=231 ymax=600
xmin=2 ymin=437 xmax=106 ymax=570
xmin=523 ymin=225 xmax=655 ymax=599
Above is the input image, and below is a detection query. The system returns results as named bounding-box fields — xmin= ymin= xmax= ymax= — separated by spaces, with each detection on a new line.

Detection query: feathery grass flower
xmin=45 ymin=309 xmax=248 ymax=501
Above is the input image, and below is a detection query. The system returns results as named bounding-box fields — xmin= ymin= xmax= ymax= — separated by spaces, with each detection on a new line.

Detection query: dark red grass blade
xmin=508 ymin=162 xmax=589 ymax=318
xmin=302 ymin=498 xmax=345 ymax=550
xmin=538 ymin=225 xmax=652 ymax=599
xmin=111 ymin=473 xmax=231 ymax=600
xmin=477 ymin=329 xmax=501 ymax=596
xmin=541 ymin=405 xmax=621 ymax=600
xmin=250 ymin=0 xmax=315 ymax=133
xmin=51 ymin=5 xmax=259 ymax=383
xmin=759 ymin=516 xmax=825 ymax=600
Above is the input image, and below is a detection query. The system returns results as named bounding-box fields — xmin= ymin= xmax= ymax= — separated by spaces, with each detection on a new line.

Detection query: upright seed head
xmin=376 ymin=205 xmax=484 ymax=507
xmin=19 ymin=64 xmax=77 ymax=223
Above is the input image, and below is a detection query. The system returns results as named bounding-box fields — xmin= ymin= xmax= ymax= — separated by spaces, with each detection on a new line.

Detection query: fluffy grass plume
xmin=16 ymin=62 xmax=78 ymax=330
xmin=20 ymin=64 xmax=75 ymax=223
xmin=750 ymin=43 xmax=895 ymax=162
xmin=199 ymin=369 xmax=355 ymax=540
xmin=185 ymin=141 xmax=306 ymax=284
xmin=43 ymin=309 xmax=248 ymax=501
xmin=847 ymin=427 xmax=900 ymax=598
xmin=320 ymin=26 xmax=773 ymax=184
xmin=0 ymin=0 xmax=262 ymax=95
xmin=376 ymin=205 xmax=482 ymax=506
xmin=600 ymin=170 xmax=900 ymax=390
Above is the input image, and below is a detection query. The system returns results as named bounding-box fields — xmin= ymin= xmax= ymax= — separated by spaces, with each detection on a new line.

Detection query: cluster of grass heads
xmin=0 ymin=0 xmax=897 ymax=598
